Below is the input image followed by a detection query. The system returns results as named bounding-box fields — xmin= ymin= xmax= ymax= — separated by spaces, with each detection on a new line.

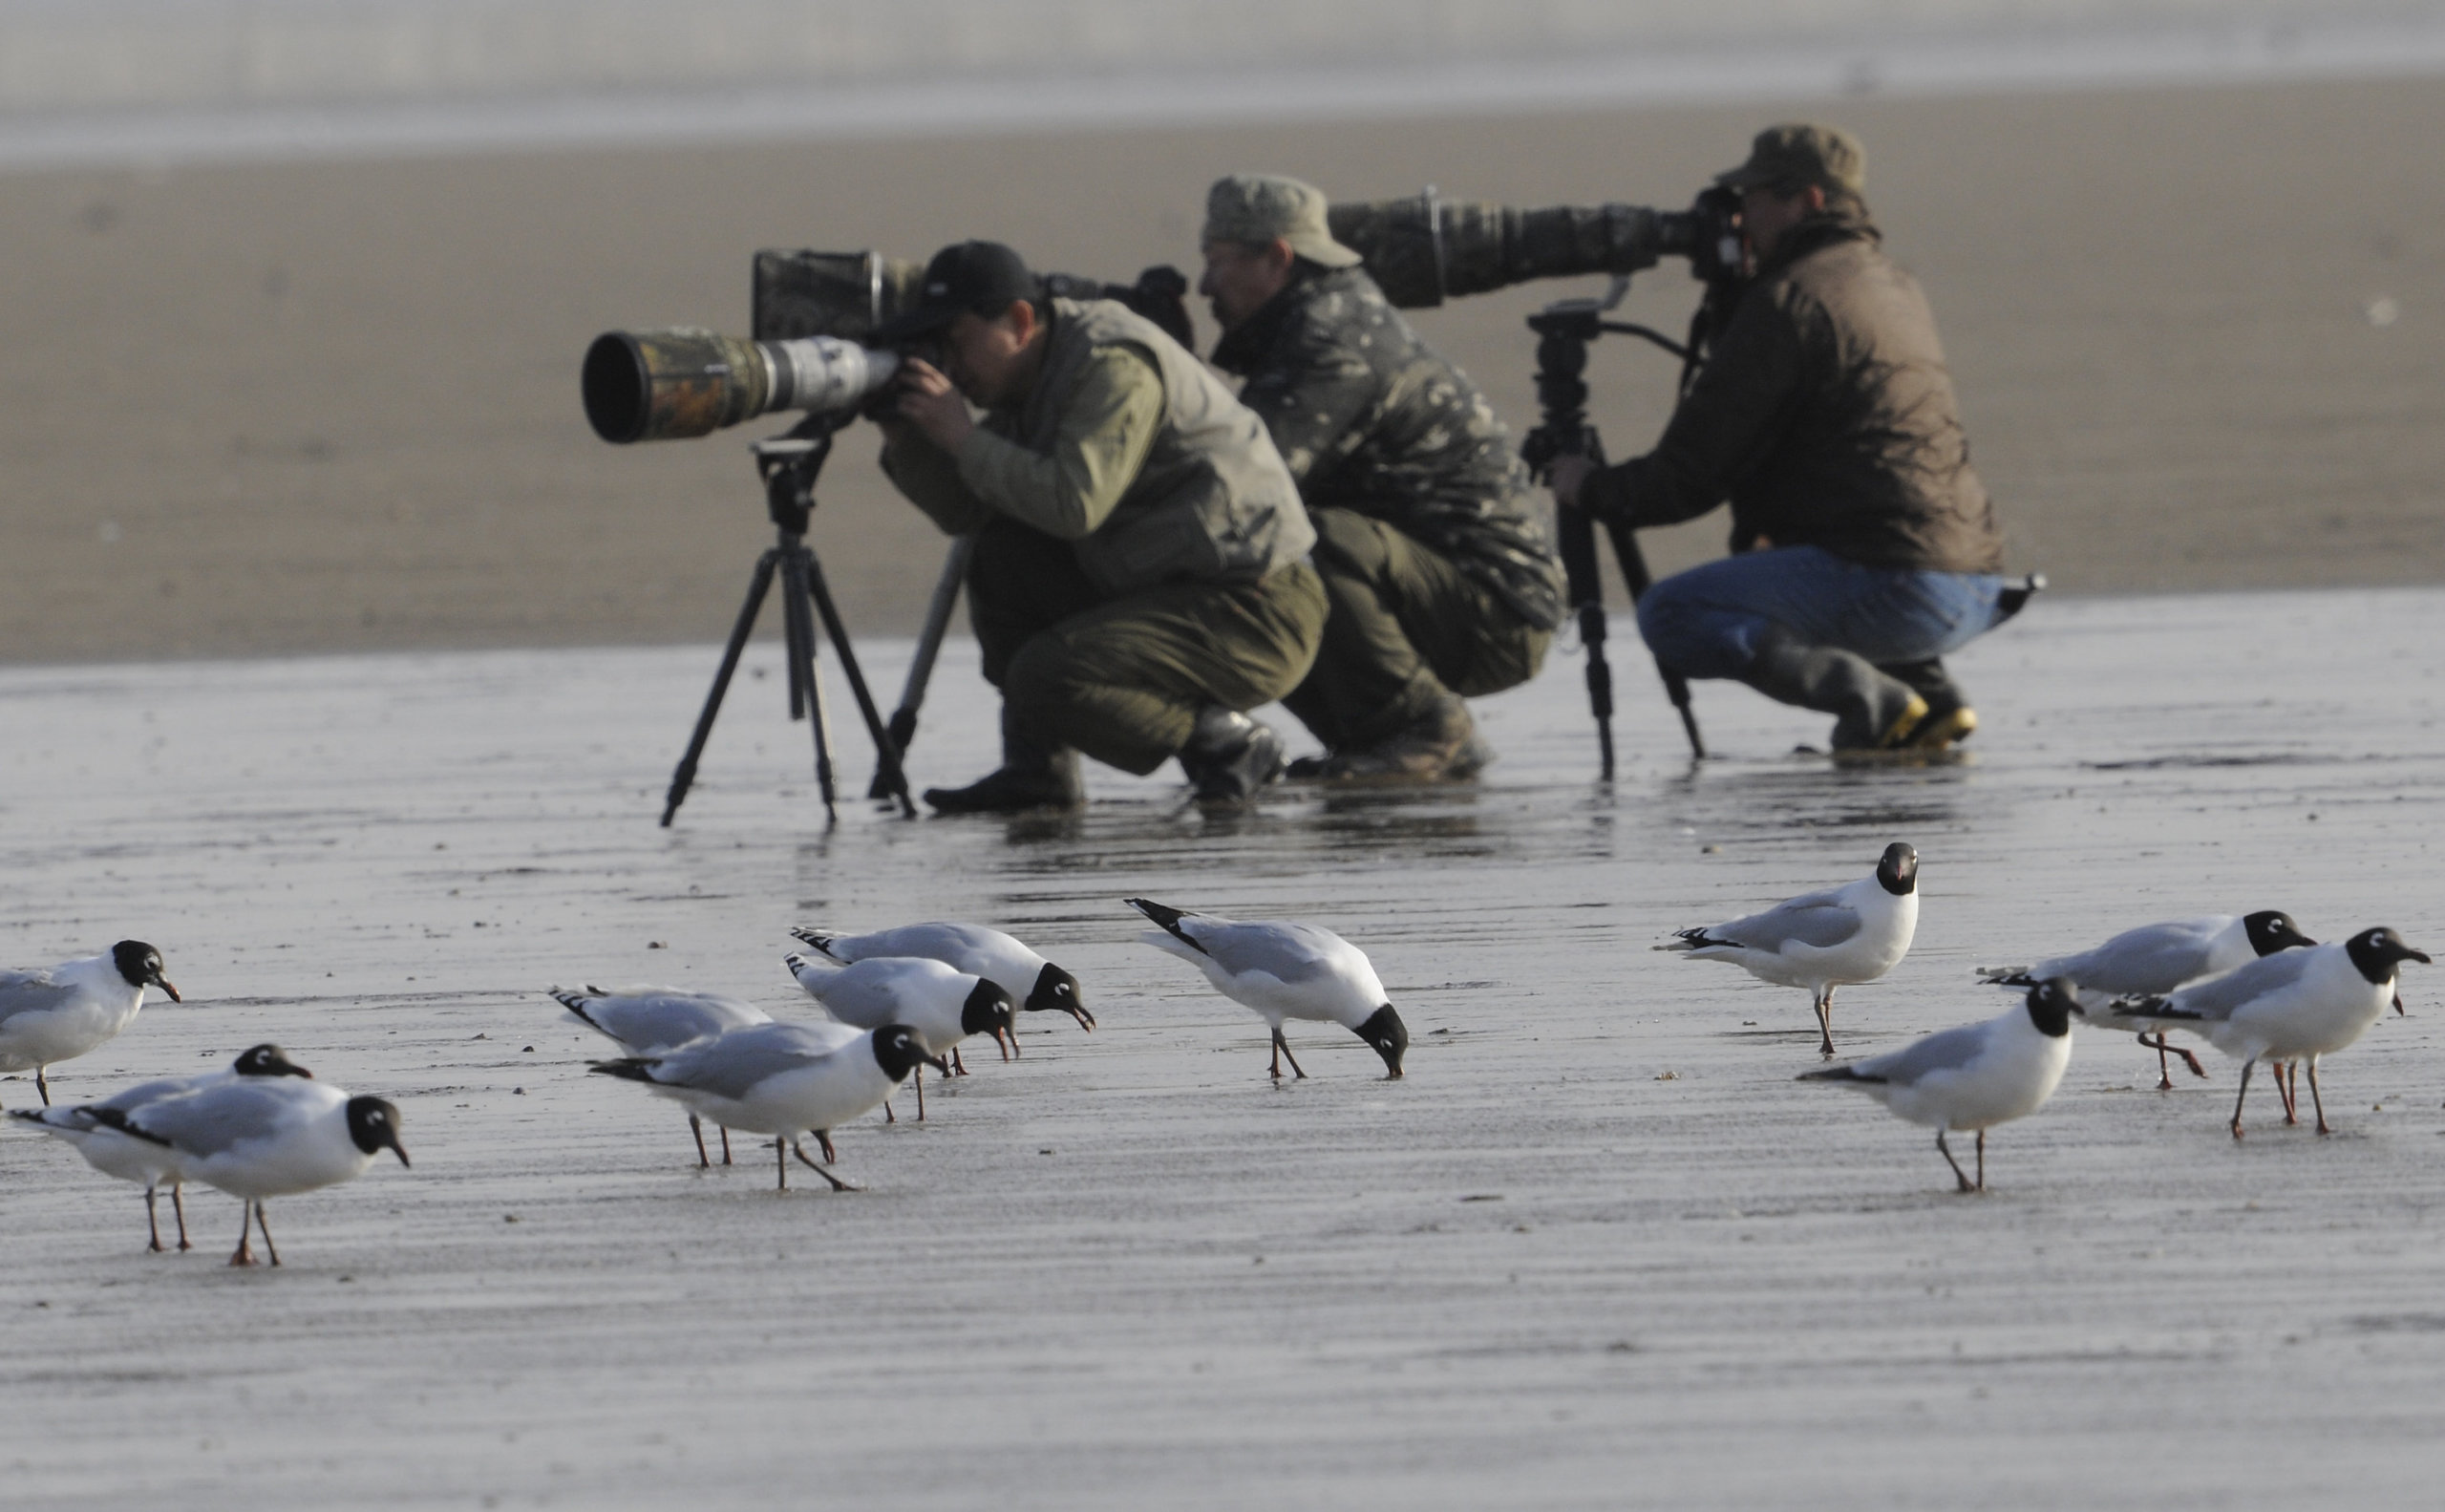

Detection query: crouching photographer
xmin=873 ymin=240 xmax=1325 ymax=813
xmin=1548 ymin=124 xmax=2009 ymax=754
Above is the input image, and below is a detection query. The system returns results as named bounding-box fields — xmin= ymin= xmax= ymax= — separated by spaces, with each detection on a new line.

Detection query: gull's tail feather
xmin=587 ymin=1058 xmax=660 ymax=1083
xmin=1125 ymin=898 xmax=1208 ymax=956
xmin=785 ymin=951 xmax=843 ymax=991
xmin=550 ymin=988 xmax=608 ymax=1036
xmin=1658 ymin=926 xmax=1732 ymax=954
xmin=1977 ymin=966 xmax=2037 ymax=987
xmin=788 ymin=926 xmax=847 ymax=962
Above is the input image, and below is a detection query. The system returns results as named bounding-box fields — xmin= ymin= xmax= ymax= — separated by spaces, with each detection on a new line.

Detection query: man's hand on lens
xmin=1546 ymin=452 xmax=1599 ymax=511
xmin=895 ymin=357 xmax=976 ymax=452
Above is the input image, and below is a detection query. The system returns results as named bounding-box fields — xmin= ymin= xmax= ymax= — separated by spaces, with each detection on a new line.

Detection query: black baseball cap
xmin=874 ymin=240 xmax=1040 ymax=343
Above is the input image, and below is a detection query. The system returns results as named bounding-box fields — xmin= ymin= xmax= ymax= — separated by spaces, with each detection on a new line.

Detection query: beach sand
xmin=2 ymin=74 xmax=2440 ymax=664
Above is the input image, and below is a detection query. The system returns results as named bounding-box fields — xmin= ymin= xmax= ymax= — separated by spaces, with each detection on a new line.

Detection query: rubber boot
xmin=923 ymin=709 xmax=1085 ymax=814
xmin=1324 ymin=692 xmax=1479 ymax=783
xmin=1879 ymin=657 xmax=1977 ymax=748
xmin=1176 ymin=705 xmax=1286 ymax=806
xmin=1742 ymin=628 xmax=1928 ymax=752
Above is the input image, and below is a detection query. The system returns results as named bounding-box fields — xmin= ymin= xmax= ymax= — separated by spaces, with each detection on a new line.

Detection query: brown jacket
xmin=1584 ymin=211 xmax=2004 ymax=575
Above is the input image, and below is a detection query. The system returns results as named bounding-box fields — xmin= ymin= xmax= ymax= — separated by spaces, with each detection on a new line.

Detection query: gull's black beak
xmin=1064 ymin=1004 xmax=1096 ymax=1032
xmin=156 ymin=976 xmax=182 ymax=1003
xmin=925 ymin=1053 xmax=952 ymax=1076
xmin=390 ymin=1140 xmax=413 ymax=1169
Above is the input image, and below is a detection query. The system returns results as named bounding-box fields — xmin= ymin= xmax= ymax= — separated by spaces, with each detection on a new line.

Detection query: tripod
xmin=662 ymin=412 xmax=916 ymax=825
xmin=1520 ymin=286 xmax=1707 ymax=775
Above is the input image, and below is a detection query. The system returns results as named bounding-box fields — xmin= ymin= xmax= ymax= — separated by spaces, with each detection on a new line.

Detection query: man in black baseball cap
xmin=1549 ymin=123 xmax=2014 ymax=756
xmin=875 ymin=240 xmax=1325 ymax=812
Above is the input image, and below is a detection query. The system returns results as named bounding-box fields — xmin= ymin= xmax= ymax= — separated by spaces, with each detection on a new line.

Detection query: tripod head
xmin=751 ymin=411 xmax=858 ymax=536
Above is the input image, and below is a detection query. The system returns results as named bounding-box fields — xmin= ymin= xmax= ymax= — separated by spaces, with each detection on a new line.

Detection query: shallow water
xmin=3 ymin=586 xmax=2443 ymax=1506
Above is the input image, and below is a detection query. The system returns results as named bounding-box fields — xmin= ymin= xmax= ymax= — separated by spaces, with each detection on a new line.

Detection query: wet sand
xmin=2 ymin=588 xmax=2442 ymax=1505
xmin=3 ymin=73 xmax=2442 ymax=664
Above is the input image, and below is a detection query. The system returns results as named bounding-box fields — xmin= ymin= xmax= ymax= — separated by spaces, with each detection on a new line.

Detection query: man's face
xmin=1199 ymin=239 xmax=1294 ymax=334
xmin=937 ymin=306 xmax=1035 ymax=408
xmin=1738 ymin=183 xmax=1822 ymax=264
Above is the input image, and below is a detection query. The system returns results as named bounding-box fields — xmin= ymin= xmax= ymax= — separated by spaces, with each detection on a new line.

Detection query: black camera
xmin=1326 ymin=187 xmax=1744 ymax=309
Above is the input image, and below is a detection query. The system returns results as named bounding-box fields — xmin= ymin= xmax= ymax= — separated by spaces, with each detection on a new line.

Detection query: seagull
xmin=590 ymin=1022 xmax=946 ymax=1191
xmin=1799 ymin=979 xmax=2078 ymax=1193
xmin=2106 ymin=926 xmax=2431 ymax=1139
xmin=552 ymin=986 xmax=773 ymax=1166
xmin=1125 ymin=898 xmax=1407 ymax=1080
xmin=1660 ymin=842 xmax=1919 ymax=1055
xmin=790 ymin=924 xmax=1094 ymax=1031
xmin=0 ymin=941 xmax=183 ymax=1106
xmin=10 ymin=1043 xmax=314 ymax=1252
xmin=1977 ymin=910 xmax=2317 ymax=1089
xmin=84 ymin=1075 xmax=408 ymax=1267
xmin=783 ymin=953 xmax=1015 ymax=1120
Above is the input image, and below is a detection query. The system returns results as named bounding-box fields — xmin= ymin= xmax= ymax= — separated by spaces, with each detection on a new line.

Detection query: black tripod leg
xmin=1599 ymin=517 xmax=1705 ymax=759
xmin=663 ymin=550 xmax=782 ymax=826
xmin=1554 ymin=502 xmax=1617 ymax=781
xmin=777 ymin=551 xmax=839 ymax=822
xmin=801 ymin=548 xmax=918 ymax=818
xmin=877 ymin=535 xmax=971 ymax=797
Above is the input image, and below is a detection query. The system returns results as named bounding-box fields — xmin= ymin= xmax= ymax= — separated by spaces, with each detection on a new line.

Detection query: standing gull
xmin=11 ymin=1043 xmax=313 ymax=1252
xmin=2107 ymin=926 xmax=2430 ymax=1139
xmin=1978 ymin=910 xmax=2317 ymax=1089
xmin=1125 ymin=899 xmax=1407 ymax=1080
xmin=783 ymin=953 xmax=1015 ymax=1119
xmin=552 ymin=986 xmax=772 ymax=1166
xmin=0 ymin=941 xmax=182 ymax=1106
xmin=590 ymin=1022 xmax=946 ymax=1191
xmin=86 ymin=1075 xmax=408 ymax=1267
xmin=790 ymin=924 xmax=1094 ymax=1031
xmin=1799 ymin=979 xmax=2078 ymax=1193
xmin=1661 ymin=842 xmax=1919 ymax=1055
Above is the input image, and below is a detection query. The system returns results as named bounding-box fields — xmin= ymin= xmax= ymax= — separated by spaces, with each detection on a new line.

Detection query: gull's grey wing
xmin=1181 ymin=921 xmax=1342 ymax=983
xmin=655 ymin=1022 xmax=859 ymax=1101
xmin=569 ymin=990 xmax=768 ymax=1054
xmin=2157 ymin=947 xmax=2321 ymax=1023
xmin=0 ymin=970 xmax=76 ymax=1024
xmin=126 ymin=1081 xmax=298 ymax=1158
xmin=2036 ymin=919 xmax=2225 ymax=994
xmin=1855 ymin=1021 xmax=1993 ymax=1085
xmin=1711 ymin=894 xmax=1861 ymax=953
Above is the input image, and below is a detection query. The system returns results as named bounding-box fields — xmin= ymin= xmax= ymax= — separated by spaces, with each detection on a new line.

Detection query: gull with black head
xmin=11 ymin=1043 xmax=313 ymax=1252
xmin=1800 ymin=979 xmax=2078 ymax=1193
xmin=784 ymin=953 xmax=1015 ymax=1120
xmin=1661 ymin=842 xmax=1919 ymax=1056
xmin=84 ymin=1073 xmax=408 ymax=1267
xmin=0 ymin=940 xmax=182 ymax=1106
xmin=2106 ymin=926 xmax=2430 ymax=1139
xmin=1979 ymin=910 xmax=2317 ymax=1089
xmin=1126 ymin=899 xmax=1407 ymax=1080
xmin=591 ymin=1021 xmax=946 ymax=1191
xmin=791 ymin=923 xmax=1094 ymax=1032
xmin=552 ymin=985 xmax=772 ymax=1165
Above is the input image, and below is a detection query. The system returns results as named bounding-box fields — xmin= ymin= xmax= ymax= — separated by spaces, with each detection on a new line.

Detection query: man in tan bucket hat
xmin=1550 ymin=124 xmax=2012 ymax=755
xmin=1201 ymin=173 xmax=1564 ymax=782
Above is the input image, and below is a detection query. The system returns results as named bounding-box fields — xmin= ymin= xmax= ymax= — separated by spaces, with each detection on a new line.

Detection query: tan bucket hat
xmin=1202 ymin=174 xmax=1363 ymax=267
xmin=1715 ymin=123 xmax=1866 ymax=196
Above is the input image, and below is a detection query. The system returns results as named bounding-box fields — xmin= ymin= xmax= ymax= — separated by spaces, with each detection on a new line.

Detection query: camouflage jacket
xmin=1210 ymin=266 xmax=1564 ymax=629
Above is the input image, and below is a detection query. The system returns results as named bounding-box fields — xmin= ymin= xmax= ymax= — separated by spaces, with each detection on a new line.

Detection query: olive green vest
xmin=998 ymin=298 xmax=1312 ymax=595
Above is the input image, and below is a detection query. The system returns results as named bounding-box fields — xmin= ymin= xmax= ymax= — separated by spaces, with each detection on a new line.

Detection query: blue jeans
xmin=1635 ymin=546 xmax=2004 ymax=680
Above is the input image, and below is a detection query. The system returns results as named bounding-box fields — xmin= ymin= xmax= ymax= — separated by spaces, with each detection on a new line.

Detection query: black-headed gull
xmin=10 ymin=1043 xmax=313 ymax=1251
xmin=2107 ymin=926 xmax=2431 ymax=1139
xmin=1799 ymin=979 xmax=2077 ymax=1192
xmin=590 ymin=1022 xmax=946 ymax=1191
xmin=1661 ymin=842 xmax=1919 ymax=1055
xmin=783 ymin=953 xmax=1015 ymax=1120
xmin=0 ymin=941 xmax=183 ymax=1106
xmin=790 ymin=923 xmax=1093 ymax=1031
xmin=552 ymin=986 xmax=773 ymax=1166
xmin=87 ymin=1075 xmax=408 ymax=1267
xmin=1125 ymin=899 xmax=1408 ymax=1080
xmin=1978 ymin=910 xmax=2316 ymax=1089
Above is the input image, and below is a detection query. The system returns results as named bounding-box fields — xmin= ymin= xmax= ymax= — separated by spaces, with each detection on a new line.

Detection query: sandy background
xmin=3 ymin=587 xmax=2441 ymax=1506
xmin=1 ymin=73 xmax=2440 ymax=664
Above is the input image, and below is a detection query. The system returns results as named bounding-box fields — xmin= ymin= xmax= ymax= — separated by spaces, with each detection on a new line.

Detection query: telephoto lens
xmin=582 ymin=329 xmax=902 ymax=444
xmin=1326 ymin=190 xmax=1742 ymax=309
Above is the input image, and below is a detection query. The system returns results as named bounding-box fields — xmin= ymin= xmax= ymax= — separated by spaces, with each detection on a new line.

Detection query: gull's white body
xmin=2116 ymin=944 xmax=2392 ymax=1066
xmin=619 ymin=1020 xmax=900 ymax=1138
xmin=796 ymin=924 xmax=1046 ymax=1006
xmin=1827 ymin=1004 xmax=2073 ymax=1132
xmin=785 ymin=953 xmax=989 ymax=1055
xmin=557 ymin=986 xmax=772 ymax=1055
xmin=1665 ymin=873 xmax=1919 ymax=999
xmin=128 ymin=1079 xmax=381 ymax=1202
xmin=0 ymin=953 xmax=151 ymax=1078
xmin=1137 ymin=915 xmax=1387 ymax=1032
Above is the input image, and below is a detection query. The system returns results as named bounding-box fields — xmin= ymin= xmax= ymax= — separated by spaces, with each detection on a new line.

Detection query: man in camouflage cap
xmin=1551 ymin=123 xmax=2010 ymax=754
xmin=1201 ymin=173 xmax=1564 ymax=781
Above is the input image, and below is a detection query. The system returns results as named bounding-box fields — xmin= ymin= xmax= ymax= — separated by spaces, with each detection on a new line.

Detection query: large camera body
xmin=1326 ymin=187 xmax=1744 ymax=309
xmin=583 ymin=250 xmax=1195 ymax=445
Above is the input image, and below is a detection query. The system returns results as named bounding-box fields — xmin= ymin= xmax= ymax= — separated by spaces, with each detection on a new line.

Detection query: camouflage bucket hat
xmin=1202 ymin=174 xmax=1363 ymax=267
xmin=1715 ymin=122 xmax=1866 ymax=196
